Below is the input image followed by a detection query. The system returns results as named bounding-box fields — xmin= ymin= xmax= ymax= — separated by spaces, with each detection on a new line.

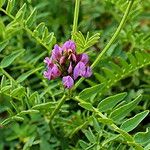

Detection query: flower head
xmin=44 ymin=40 xmax=92 ymax=89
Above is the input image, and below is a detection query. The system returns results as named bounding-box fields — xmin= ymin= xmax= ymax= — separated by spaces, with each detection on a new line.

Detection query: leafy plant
xmin=0 ymin=0 xmax=150 ymax=149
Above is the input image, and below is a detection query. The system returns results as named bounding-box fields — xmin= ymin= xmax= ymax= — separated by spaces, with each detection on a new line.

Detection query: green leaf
xmin=98 ymin=118 xmax=113 ymax=125
xmin=0 ymin=0 xmax=5 ymax=8
xmin=109 ymin=95 xmax=142 ymax=122
xmin=73 ymin=31 xmax=100 ymax=53
xmin=15 ymin=3 xmax=27 ymax=21
xmin=33 ymin=22 xmax=45 ymax=38
xmin=0 ymin=40 xmax=9 ymax=52
xmin=128 ymin=142 xmax=144 ymax=150
xmin=134 ymin=128 xmax=150 ymax=144
xmin=79 ymin=140 xmax=89 ymax=149
xmin=11 ymin=86 xmax=25 ymax=97
xmin=32 ymin=102 xmax=52 ymax=110
xmin=23 ymin=136 xmax=35 ymax=150
xmin=78 ymin=83 xmax=104 ymax=100
xmin=1 ymin=85 xmax=12 ymax=92
xmin=83 ymin=128 xmax=96 ymax=143
xmin=19 ymin=110 xmax=39 ymax=115
xmin=98 ymin=92 xmax=127 ymax=112
xmin=1 ymin=115 xmax=24 ymax=125
xmin=121 ymin=110 xmax=149 ymax=132
xmin=79 ymin=102 xmax=93 ymax=111
xmin=0 ymin=49 xmax=25 ymax=68
xmin=144 ymin=143 xmax=150 ymax=150
xmin=25 ymin=8 xmax=37 ymax=27
xmin=16 ymin=66 xmax=43 ymax=83
xmin=6 ymin=0 xmax=15 ymax=14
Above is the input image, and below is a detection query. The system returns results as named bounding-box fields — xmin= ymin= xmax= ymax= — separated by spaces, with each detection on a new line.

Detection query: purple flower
xmin=73 ymin=62 xmax=86 ymax=80
xmin=44 ymin=40 xmax=92 ymax=89
xmin=83 ymin=66 xmax=92 ymax=77
xmin=44 ymin=57 xmax=53 ymax=67
xmin=52 ymin=44 xmax=62 ymax=61
xmin=62 ymin=40 xmax=76 ymax=53
xmin=44 ymin=64 xmax=61 ymax=80
xmin=62 ymin=76 xmax=74 ymax=89
xmin=80 ymin=53 xmax=89 ymax=64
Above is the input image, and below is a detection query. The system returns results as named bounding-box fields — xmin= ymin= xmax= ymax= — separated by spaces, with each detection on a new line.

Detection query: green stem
xmin=48 ymin=95 xmax=67 ymax=123
xmin=91 ymin=0 xmax=134 ymax=69
xmin=74 ymin=0 xmax=134 ymax=89
xmin=47 ymin=0 xmax=81 ymax=124
xmin=72 ymin=0 xmax=80 ymax=37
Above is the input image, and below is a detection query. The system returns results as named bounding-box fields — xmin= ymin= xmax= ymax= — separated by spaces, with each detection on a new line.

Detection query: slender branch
xmin=48 ymin=0 xmax=81 ymax=124
xmin=48 ymin=95 xmax=67 ymax=123
xmin=72 ymin=0 xmax=80 ymax=37
xmin=91 ymin=0 xmax=134 ymax=69
xmin=74 ymin=0 xmax=134 ymax=89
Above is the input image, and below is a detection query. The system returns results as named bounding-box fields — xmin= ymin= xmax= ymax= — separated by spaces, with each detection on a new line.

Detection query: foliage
xmin=0 ymin=0 xmax=150 ymax=150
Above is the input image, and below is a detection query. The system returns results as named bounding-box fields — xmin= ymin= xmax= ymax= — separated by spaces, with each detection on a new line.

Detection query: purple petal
xmin=44 ymin=57 xmax=54 ymax=67
xmin=62 ymin=40 xmax=76 ymax=53
xmin=62 ymin=76 xmax=74 ymax=89
xmin=80 ymin=53 xmax=89 ymax=64
xmin=71 ymin=54 xmax=77 ymax=62
xmin=44 ymin=64 xmax=61 ymax=80
xmin=51 ymin=64 xmax=61 ymax=79
xmin=52 ymin=44 xmax=62 ymax=61
xmin=73 ymin=62 xmax=86 ymax=80
xmin=83 ymin=66 xmax=92 ymax=78
xmin=59 ymin=56 xmax=66 ymax=65
xmin=68 ymin=62 xmax=73 ymax=74
xmin=43 ymin=69 xmax=52 ymax=80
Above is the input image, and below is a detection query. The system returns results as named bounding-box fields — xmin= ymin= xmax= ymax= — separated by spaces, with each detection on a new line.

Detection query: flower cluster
xmin=44 ymin=40 xmax=92 ymax=89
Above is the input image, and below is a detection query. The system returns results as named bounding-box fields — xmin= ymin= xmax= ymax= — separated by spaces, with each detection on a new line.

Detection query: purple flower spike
xmin=44 ymin=39 xmax=92 ymax=89
xmin=80 ymin=53 xmax=89 ymax=64
xmin=83 ymin=66 xmax=92 ymax=77
xmin=62 ymin=76 xmax=74 ymax=89
xmin=73 ymin=62 xmax=86 ymax=80
xmin=52 ymin=44 xmax=62 ymax=61
xmin=62 ymin=40 xmax=76 ymax=53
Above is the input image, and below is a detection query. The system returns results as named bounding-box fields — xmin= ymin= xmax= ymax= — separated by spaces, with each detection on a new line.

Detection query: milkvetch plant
xmin=0 ymin=0 xmax=150 ymax=149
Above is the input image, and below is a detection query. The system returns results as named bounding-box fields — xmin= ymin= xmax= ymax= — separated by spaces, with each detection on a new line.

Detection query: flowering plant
xmin=44 ymin=40 xmax=92 ymax=89
xmin=0 ymin=0 xmax=150 ymax=149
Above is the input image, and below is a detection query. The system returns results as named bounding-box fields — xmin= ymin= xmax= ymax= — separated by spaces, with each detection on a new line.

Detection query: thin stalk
xmin=74 ymin=0 xmax=134 ymax=89
xmin=48 ymin=0 xmax=81 ymax=124
xmin=48 ymin=95 xmax=67 ymax=123
xmin=72 ymin=0 xmax=80 ymax=37
xmin=91 ymin=0 xmax=134 ymax=69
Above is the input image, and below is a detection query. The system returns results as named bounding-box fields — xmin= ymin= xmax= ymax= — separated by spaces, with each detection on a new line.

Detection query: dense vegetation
xmin=0 ymin=0 xmax=150 ymax=149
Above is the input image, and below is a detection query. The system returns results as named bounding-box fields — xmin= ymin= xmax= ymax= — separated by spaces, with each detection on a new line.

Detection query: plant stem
xmin=91 ymin=0 xmax=134 ymax=69
xmin=48 ymin=95 xmax=67 ymax=123
xmin=48 ymin=0 xmax=81 ymax=124
xmin=72 ymin=0 xmax=80 ymax=37
xmin=74 ymin=0 xmax=134 ymax=89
